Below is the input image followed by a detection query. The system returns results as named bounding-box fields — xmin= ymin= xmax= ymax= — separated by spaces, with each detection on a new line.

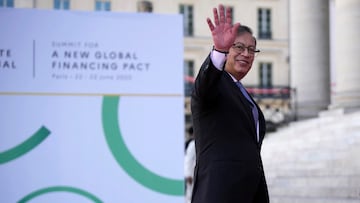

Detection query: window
xmin=258 ymin=8 xmax=272 ymax=39
xmin=180 ymin=4 xmax=193 ymax=36
xmin=137 ymin=1 xmax=153 ymax=13
xmin=259 ymin=62 xmax=272 ymax=87
xmin=95 ymin=0 xmax=111 ymax=11
xmin=0 ymin=0 xmax=14 ymax=7
xmin=184 ymin=60 xmax=194 ymax=77
xmin=184 ymin=60 xmax=195 ymax=96
xmin=54 ymin=0 xmax=70 ymax=10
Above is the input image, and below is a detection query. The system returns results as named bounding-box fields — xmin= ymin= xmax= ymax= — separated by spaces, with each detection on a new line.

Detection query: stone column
xmin=332 ymin=0 xmax=360 ymax=111
xmin=290 ymin=0 xmax=331 ymax=119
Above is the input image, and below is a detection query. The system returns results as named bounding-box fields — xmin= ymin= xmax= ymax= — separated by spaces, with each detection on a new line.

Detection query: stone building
xmin=4 ymin=0 xmax=360 ymax=122
xmin=5 ymin=0 xmax=291 ymax=127
xmin=290 ymin=0 xmax=360 ymax=119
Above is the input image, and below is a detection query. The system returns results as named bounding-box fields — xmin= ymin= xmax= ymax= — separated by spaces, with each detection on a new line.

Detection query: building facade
xmin=289 ymin=0 xmax=360 ymax=119
xmin=5 ymin=0 xmax=360 ymax=122
xmin=5 ymin=0 xmax=291 ymax=125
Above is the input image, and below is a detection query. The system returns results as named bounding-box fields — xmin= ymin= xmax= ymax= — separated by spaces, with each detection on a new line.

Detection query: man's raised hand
xmin=206 ymin=4 xmax=240 ymax=53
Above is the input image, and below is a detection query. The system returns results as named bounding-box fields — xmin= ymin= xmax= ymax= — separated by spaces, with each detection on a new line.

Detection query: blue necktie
xmin=236 ymin=81 xmax=259 ymax=142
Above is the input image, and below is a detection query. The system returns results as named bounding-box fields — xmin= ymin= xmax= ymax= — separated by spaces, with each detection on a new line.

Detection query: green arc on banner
xmin=102 ymin=96 xmax=184 ymax=196
xmin=0 ymin=126 xmax=50 ymax=164
xmin=17 ymin=186 xmax=103 ymax=203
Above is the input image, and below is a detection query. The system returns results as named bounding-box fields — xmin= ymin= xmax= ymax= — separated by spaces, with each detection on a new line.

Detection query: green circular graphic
xmin=101 ymin=96 xmax=183 ymax=196
xmin=17 ymin=186 xmax=103 ymax=203
xmin=0 ymin=126 xmax=50 ymax=164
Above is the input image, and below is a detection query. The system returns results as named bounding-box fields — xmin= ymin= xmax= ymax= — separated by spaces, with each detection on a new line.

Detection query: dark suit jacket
xmin=191 ymin=55 xmax=269 ymax=203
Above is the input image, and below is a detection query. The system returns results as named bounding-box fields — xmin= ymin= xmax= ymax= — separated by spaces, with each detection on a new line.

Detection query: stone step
xmin=269 ymin=186 xmax=360 ymax=199
xmin=265 ymin=166 xmax=360 ymax=179
xmin=267 ymin=123 xmax=360 ymax=142
xmin=261 ymin=110 xmax=360 ymax=202
xmin=262 ymin=129 xmax=360 ymax=168
xmin=270 ymin=196 xmax=360 ymax=203
xmin=263 ymin=142 xmax=360 ymax=174
xmin=263 ymin=148 xmax=349 ymax=164
xmin=267 ymin=175 xmax=360 ymax=189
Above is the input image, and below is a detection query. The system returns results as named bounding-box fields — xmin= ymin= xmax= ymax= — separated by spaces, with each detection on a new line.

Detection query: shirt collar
xmin=227 ymin=72 xmax=240 ymax=83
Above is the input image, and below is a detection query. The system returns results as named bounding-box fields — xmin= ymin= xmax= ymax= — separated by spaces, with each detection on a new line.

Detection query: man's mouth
xmin=236 ymin=59 xmax=249 ymax=65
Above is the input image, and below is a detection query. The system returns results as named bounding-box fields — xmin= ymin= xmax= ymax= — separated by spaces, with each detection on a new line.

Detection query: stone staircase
xmin=261 ymin=109 xmax=360 ymax=203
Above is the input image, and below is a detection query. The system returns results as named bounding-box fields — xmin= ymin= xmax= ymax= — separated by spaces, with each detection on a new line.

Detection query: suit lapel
xmin=223 ymin=73 xmax=258 ymax=140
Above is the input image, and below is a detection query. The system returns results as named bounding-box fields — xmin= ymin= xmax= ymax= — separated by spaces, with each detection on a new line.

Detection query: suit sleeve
xmin=192 ymin=54 xmax=224 ymax=102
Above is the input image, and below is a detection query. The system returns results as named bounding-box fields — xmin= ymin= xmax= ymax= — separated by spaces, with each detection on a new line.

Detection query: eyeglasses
xmin=232 ymin=43 xmax=260 ymax=56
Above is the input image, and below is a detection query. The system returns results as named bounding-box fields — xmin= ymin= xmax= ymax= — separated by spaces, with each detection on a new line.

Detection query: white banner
xmin=0 ymin=8 xmax=183 ymax=95
xmin=0 ymin=8 xmax=184 ymax=203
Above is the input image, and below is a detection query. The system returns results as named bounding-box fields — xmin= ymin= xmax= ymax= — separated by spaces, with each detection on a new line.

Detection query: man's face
xmin=225 ymin=32 xmax=256 ymax=80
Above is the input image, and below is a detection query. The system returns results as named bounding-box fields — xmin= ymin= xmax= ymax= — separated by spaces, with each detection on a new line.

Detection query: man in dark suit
xmin=191 ymin=4 xmax=269 ymax=203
